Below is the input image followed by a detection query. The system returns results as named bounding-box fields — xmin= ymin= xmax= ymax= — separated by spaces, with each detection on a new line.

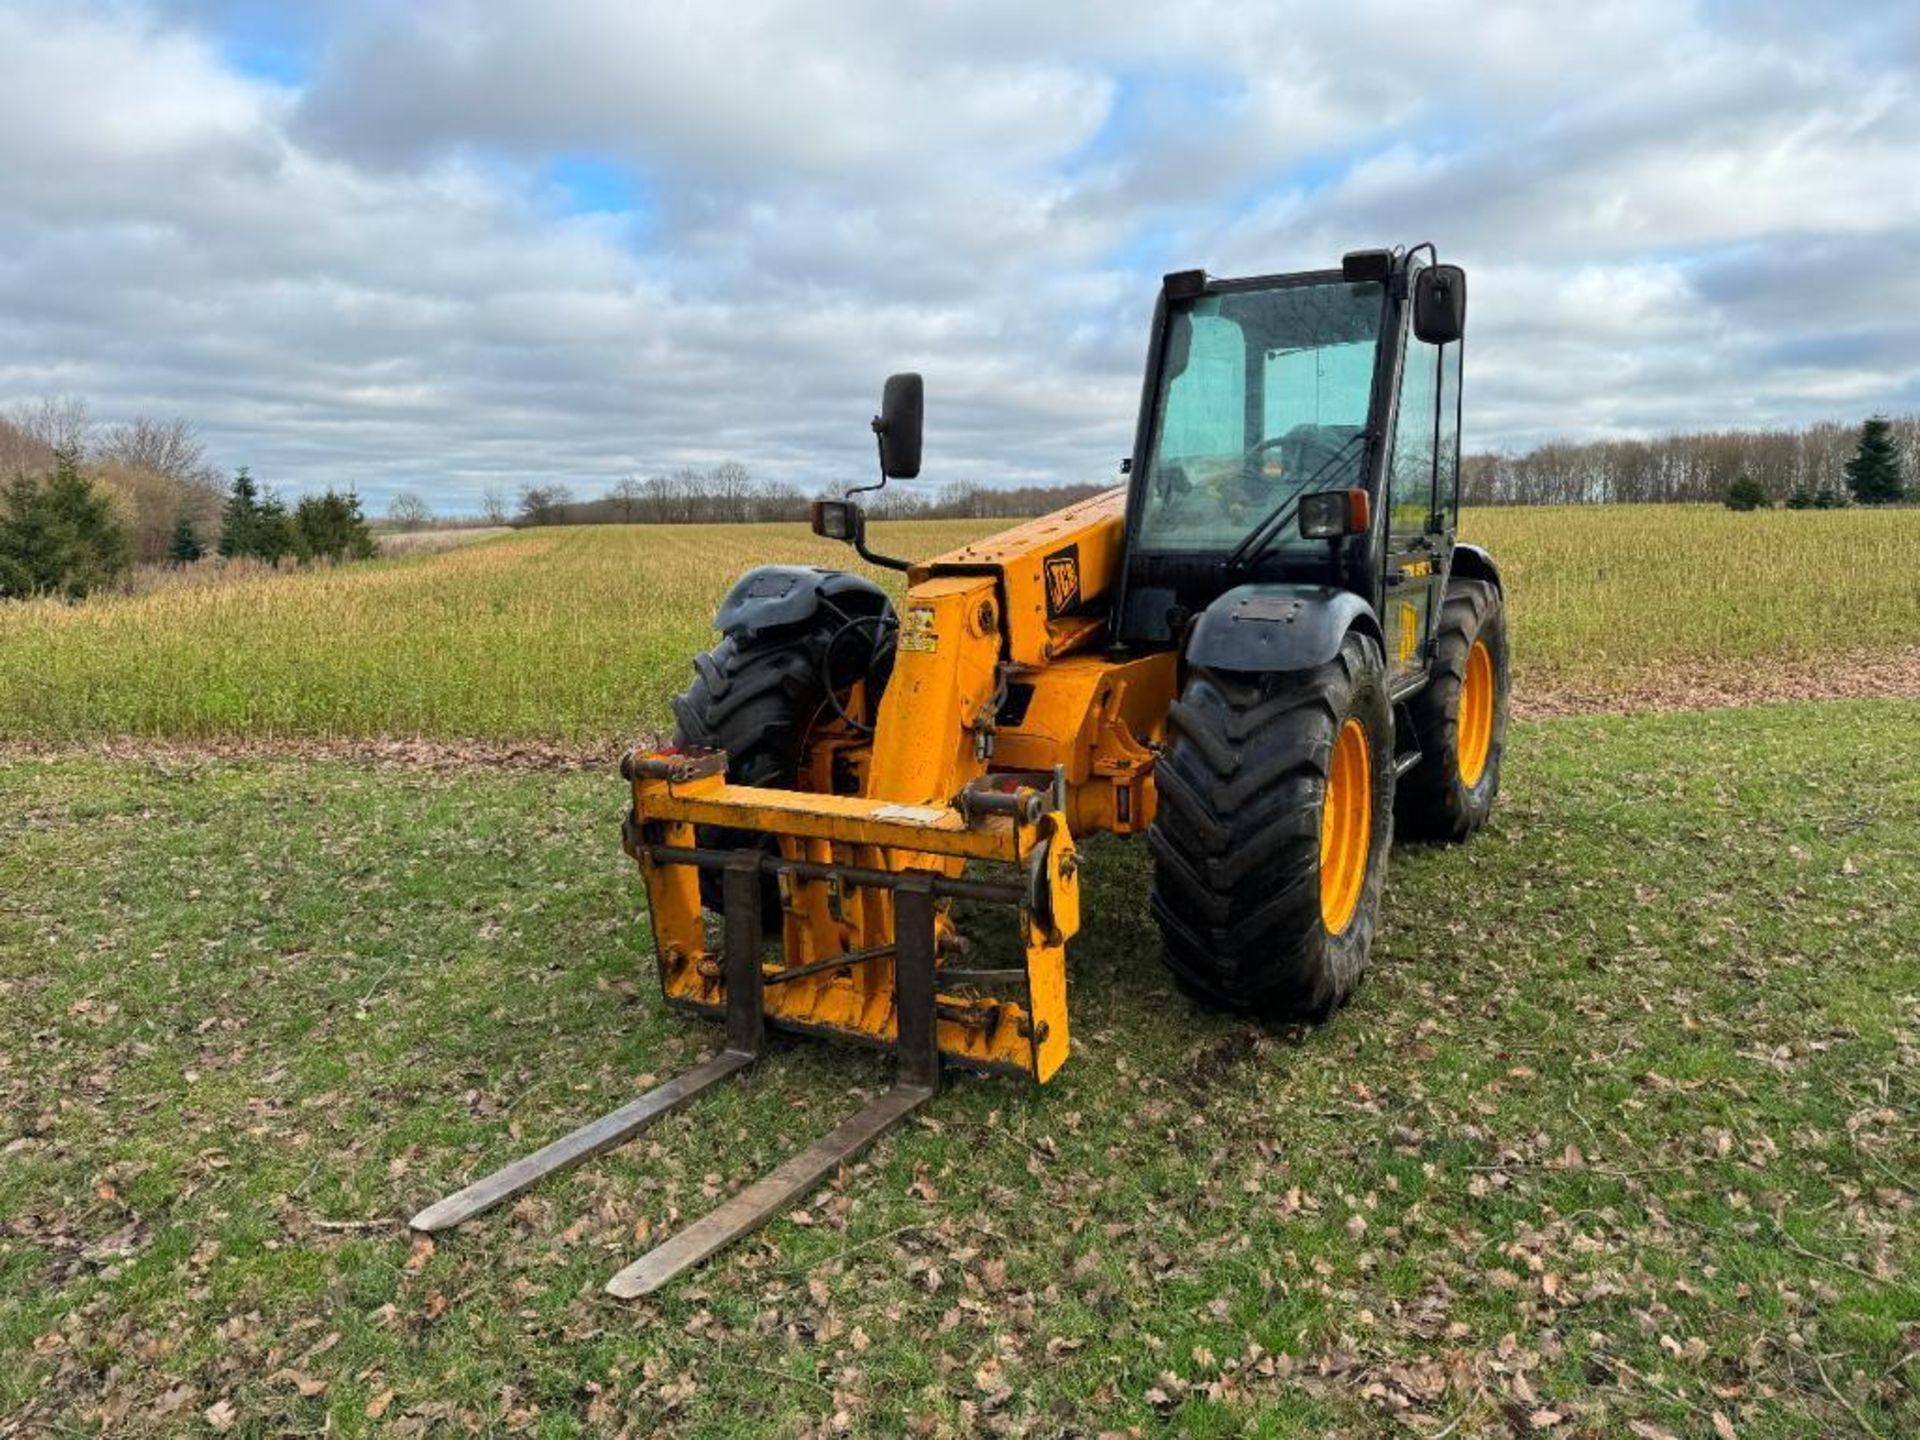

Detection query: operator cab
xmin=1114 ymin=247 xmax=1466 ymax=689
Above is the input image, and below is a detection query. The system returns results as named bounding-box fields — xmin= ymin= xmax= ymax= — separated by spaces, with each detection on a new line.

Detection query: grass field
xmin=3 ymin=702 xmax=1916 ymax=1436
xmin=0 ymin=506 xmax=1914 ymax=744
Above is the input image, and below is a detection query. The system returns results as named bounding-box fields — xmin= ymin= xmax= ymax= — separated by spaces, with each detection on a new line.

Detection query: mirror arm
xmin=852 ymin=527 xmax=911 ymax=574
xmin=846 ymin=432 xmax=889 ymax=502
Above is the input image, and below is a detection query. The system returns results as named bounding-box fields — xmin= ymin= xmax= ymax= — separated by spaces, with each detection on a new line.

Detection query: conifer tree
xmin=255 ymin=491 xmax=295 ymax=564
xmin=0 ymin=449 xmax=130 ymax=598
xmin=1844 ymin=416 xmax=1905 ymax=505
xmin=167 ymin=512 xmax=205 ymax=565
xmin=218 ymin=467 xmax=261 ymax=559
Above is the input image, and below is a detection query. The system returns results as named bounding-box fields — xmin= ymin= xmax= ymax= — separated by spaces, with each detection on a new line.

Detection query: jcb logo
xmin=1044 ymin=546 xmax=1081 ymax=617
xmin=1396 ymin=601 xmax=1419 ymax=666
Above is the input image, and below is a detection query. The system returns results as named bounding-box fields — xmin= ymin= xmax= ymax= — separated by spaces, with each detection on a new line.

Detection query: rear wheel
xmin=1396 ymin=580 xmax=1508 ymax=842
xmin=670 ymin=608 xmax=891 ymax=923
xmin=1149 ymin=629 xmax=1395 ymax=1020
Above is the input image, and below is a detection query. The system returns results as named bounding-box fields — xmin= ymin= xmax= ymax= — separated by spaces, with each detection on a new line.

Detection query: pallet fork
xmin=410 ymin=842 xmax=980 ymax=1298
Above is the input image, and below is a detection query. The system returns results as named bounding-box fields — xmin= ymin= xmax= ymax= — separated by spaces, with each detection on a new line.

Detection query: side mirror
xmin=872 ymin=373 xmax=923 ymax=479
xmin=1299 ymin=488 xmax=1372 ymax=539
xmin=810 ymin=498 xmax=865 ymax=544
xmin=1413 ymin=263 xmax=1466 ymax=345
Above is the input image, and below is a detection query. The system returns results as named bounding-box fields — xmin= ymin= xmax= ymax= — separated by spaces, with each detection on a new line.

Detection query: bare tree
xmin=0 ymin=415 xmax=55 ymax=477
xmin=608 ymin=475 xmax=645 ymax=523
xmin=387 ymin=492 xmax=433 ymax=530
xmin=11 ymin=396 xmax=92 ymax=455
xmin=95 ymin=416 xmax=214 ymax=485
xmin=479 ymin=485 xmax=509 ymax=526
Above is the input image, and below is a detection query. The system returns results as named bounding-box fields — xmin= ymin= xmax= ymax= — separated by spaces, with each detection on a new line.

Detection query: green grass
xmin=3 ymin=701 xmax=1916 ymax=1435
xmin=1 ymin=506 xmax=1914 ymax=743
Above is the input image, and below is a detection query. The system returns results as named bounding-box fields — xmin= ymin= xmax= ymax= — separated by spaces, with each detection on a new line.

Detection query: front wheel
xmin=669 ymin=606 xmax=891 ymax=925
xmin=1148 ymin=629 xmax=1395 ymax=1020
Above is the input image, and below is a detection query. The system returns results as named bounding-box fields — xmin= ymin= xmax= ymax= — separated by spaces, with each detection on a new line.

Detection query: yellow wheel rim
xmin=1320 ymin=717 xmax=1372 ymax=935
xmin=1458 ymin=639 xmax=1494 ymax=788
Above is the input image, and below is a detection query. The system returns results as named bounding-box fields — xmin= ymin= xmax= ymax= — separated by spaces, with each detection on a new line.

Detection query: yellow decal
xmin=1044 ymin=546 xmax=1082 ymax=617
xmin=1396 ymin=601 xmax=1419 ymax=667
xmin=899 ymin=605 xmax=939 ymax=653
xmin=1401 ymin=558 xmax=1433 ymax=579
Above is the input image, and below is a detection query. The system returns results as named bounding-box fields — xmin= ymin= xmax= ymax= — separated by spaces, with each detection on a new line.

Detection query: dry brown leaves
xmin=1515 ymin=645 xmax=1920 ymax=719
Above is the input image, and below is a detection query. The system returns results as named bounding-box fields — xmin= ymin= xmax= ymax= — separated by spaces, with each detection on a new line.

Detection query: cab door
xmin=1383 ymin=317 xmax=1445 ymax=688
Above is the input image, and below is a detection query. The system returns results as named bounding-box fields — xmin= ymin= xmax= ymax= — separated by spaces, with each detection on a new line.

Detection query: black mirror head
xmin=810 ymin=498 xmax=864 ymax=544
xmin=1413 ymin=263 xmax=1467 ymax=345
xmin=1341 ymin=248 xmax=1394 ymax=284
xmin=873 ymin=372 xmax=924 ymax=479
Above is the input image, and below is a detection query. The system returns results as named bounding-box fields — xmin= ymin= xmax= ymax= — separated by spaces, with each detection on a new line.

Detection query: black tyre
xmin=1149 ymin=629 xmax=1395 ymax=1020
xmin=1395 ymin=580 xmax=1508 ymax=842
xmin=670 ymin=607 xmax=891 ymax=923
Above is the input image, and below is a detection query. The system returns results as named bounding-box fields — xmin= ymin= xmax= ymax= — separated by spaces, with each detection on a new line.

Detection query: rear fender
xmin=713 ymin=565 xmax=891 ymax=641
xmin=1184 ymin=585 xmax=1383 ymax=673
xmin=1448 ymin=543 xmax=1502 ymax=594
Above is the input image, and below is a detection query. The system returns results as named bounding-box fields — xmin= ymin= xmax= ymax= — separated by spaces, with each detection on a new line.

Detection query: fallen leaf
xmin=366 ymin=1389 xmax=395 ymax=1419
xmin=204 ymin=1399 xmax=238 ymax=1432
xmin=910 ymin=1162 xmax=940 ymax=1204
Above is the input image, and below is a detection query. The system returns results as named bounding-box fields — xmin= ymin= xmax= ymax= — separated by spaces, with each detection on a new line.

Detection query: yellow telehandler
xmin=413 ymin=245 xmax=1509 ymax=1296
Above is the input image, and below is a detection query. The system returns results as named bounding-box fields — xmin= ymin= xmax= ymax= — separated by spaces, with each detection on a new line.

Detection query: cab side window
xmin=1389 ymin=331 xmax=1440 ymax=537
xmin=1436 ymin=340 xmax=1461 ymax=532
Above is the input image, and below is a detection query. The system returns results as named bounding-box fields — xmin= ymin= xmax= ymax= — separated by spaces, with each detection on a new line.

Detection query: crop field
xmin=0 ymin=505 xmax=1915 ymax=746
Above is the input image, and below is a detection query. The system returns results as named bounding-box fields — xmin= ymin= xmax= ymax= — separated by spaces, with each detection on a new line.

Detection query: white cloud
xmin=0 ymin=0 xmax=1915 ymax=511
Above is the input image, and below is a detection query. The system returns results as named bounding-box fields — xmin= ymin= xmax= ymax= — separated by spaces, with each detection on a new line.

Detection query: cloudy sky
xmin=2 ymin=1 xmax=1917 ymax=512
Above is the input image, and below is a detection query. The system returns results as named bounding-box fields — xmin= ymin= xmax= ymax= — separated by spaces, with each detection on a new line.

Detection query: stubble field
xmin=0 ymin=506 xmax=1914 ymax=746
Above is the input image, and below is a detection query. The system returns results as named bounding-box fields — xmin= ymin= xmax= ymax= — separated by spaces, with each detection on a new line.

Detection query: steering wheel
xmin=1241 ymin=435 xmax=1293 ymax=474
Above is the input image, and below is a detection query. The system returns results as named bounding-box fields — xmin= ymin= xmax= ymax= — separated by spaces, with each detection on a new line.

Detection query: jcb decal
xmin=1396 ymin=601 xmax=1420 ymax=667
xmin=1400 ymin=558 xmax=1433 ymax=579
xmin=1044 ymin=545 xmax=1081 ymax=617
xmin=899 ymin=605 xmax=939 ymax=653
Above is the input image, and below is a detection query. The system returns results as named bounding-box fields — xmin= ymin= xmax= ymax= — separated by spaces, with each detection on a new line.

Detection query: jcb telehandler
xmin=413 ymin=245 xmax=1509 ymax=1297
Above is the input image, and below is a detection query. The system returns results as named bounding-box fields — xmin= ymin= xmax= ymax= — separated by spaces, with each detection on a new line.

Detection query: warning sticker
xmin=899 ymin=605 xmax=939 ymax=653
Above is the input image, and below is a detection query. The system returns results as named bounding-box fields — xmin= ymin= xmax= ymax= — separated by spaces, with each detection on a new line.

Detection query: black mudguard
xmin=1184 ymin=585 xmax=1384 ymax=673
xmin=1448 ymin=542 xmax=1502 ymax=594
xmin=712 ymin=565 xmax=892 ymax=641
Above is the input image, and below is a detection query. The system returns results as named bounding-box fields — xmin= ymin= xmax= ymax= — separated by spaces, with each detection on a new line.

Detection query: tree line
xmin=1 ymin=400 xmax=226 ymax=567
xmin=9 ymin=389 xmax=1911 ymax=602
xmin=503 ymin=465 xmax=1114 ymax=527
xmin=0 ymin=401 xmax=382 ymax=600
xmin=1461 ymin=413 xmax=1918 ymax=508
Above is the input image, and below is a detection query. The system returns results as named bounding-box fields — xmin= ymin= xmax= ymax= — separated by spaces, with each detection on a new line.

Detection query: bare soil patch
xmin=1515 ymin=645 xmax=1920 ymax=720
